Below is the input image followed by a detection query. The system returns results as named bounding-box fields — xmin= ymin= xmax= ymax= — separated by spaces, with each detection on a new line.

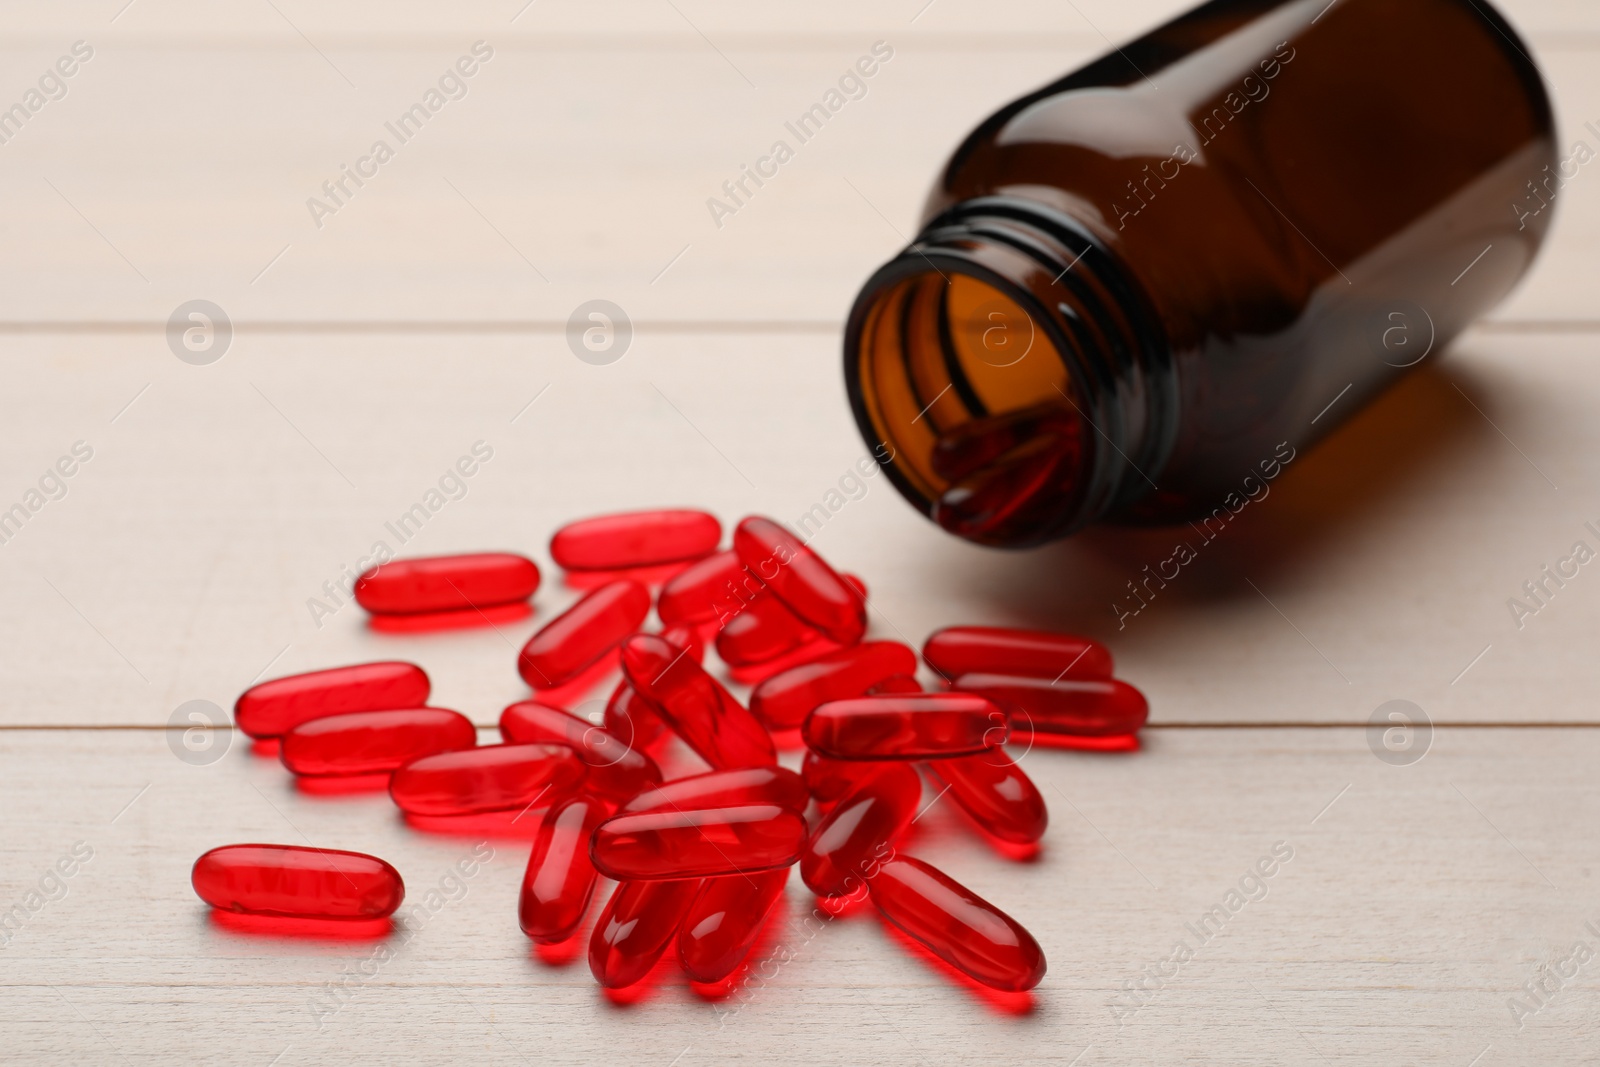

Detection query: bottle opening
xmin=848 ymin=267 xmax=1089 ymax=548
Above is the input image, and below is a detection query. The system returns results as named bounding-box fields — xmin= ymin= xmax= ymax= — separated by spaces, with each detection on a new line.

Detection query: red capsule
xmin=604 ymin=680 xmax=665 ymax=749
xmin=952 ymin=674 xmax=1148 ymax=736
xmin=353 ymin=553 xmax=539 ymax=615
xmin=680 ymin=868 xmax=789 ymax=983
xmin=389 ymin=743 xmax=585 ymax=817
xmin=519 ymin=796 xmax=609 ymax=944
xmin=733 ymin=516 xmax=866 ymax=645
xmin=841 ymin=574 xmax=868 ymax=600
xmin=923 ymin=625 xmax=1112 ymax=682
xmin=715 ymin=591 xmax=814 ymax=667
xmin=868 ymin=674 xmax=924 ymax=696
xmin=235 ymin=661 xmax=430 ymax=739
xmin=192 ymin=844 xmax=403 ymax=920
xmin=801 ymin=750 xmax=893 ymax=806
xmin=656 ymin=550 xmax=753 ymax=627
xmin=869 ymin=856 xmax=1046 ymax=992
xmin=551 ymin=509 xmax=721 ymax=571
xmin=280 ymin=708 xmax=476 ymax=777
xmin=589 ymin=878 xmax=701 ymax=989
xmin=804 ymin=693 xmax=1008 ymax=760
xmin=499 ymin=700 xmax=661 ymax=801
xmin=658 ymin=622 xmax=706 ymax=663
xmin=924 ymin=750 xmax=1047 ymax=845
xmin=801 ymin=764 xmax=922 ymax=897
xmin=620 ymin=634 xmax=776 ymax=770
xmin=750 ymin=641 xmax=919 ymax=730
xmin=622 ymin=765 xmax=809 ymax=815
xmin=591 ymin=804 xmax=805 ymax=880
xmin=517 ymin=579 xmax=651 ymax=689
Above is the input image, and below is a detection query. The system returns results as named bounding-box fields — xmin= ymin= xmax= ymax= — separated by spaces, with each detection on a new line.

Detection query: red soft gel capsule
xmin=679 ymin=868 xmax=789 ymax=983
xmin=620 ymin=634 xmax=776 ymax=770
xmin=925 ymin=749 xmax=1048 ymax=846
xmin=801 ymin=750 xmax=893 ymax=806
xmin=590 ymin=805 xmax=805 ymax=880
xmin=622 ymin=765 xmax=809 ymax=815
xmin=280 ymin=708 xmax=476 ymax=777
xmin=499 ymin=700 xmax=661 ymax=801
xmin=733 ymin=516 xmax=866 ymax=645
xmin=389 ymin=743 xmax=585 ymax=817
xmin=656 ymin=550 xmax=750 ymax=627
xmin=804 ymin=693 xmax=1008 ymax=760
xmin=519 ymin=796 xmax=609 ymax=944
xmin=517 ymin=579 xmax=651 ymax=689
xmin=604 ymin=680 xmax=666 ymax=750
xmin=750 ymin=641 xmax=918 ymax=730
xmin=658 ymin=623 xmax=706 ymax=663
xmin=869 ymin=855 xmax=1046 ymax=992
xmin=952 ymin=674 xmax=1148 ymax=736
xmin=922 ymin=626 xmax=1112 ymax=682
xmin=715 ymin=591 xmax=815 ymax=667
xmin=867 ymin=674 xmax=923 ymax=696
xmin=352 ymin=553 xmax=539 ymax=615
xmin=801 ymin=764 xmax=922 ymax=897
xmin=589 ymin=878 xmax=701 ymax=989
xmin=191 ymin=844 xmax=404 ymax=920
xmin=235 ymin=661 xmax=430 ymax=739
xmin=550 ymin=509 xmax=721 ymax=571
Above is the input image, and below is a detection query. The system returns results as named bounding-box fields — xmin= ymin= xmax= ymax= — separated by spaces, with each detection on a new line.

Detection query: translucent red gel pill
xmin=590 ymin=805 xmax=806 ymax=880
xmin=517 ymin=579 xmax=651 ymax=689
xmin=658 ymin=623 xmax=706 ymax=663
xmin=925 ymin=750 xmax=1048 ymax=845
xmin=235 ymin=661 xmax=430 ymax=739
xmin=801 ymin=750 xmax=891 ymax=805
xmin=952 ymin=674 xmax=1149 ymax=736
xmin=550 ymin=509 xmax=721 ymax=571
xmin=519 ymin=796 xmax=608 ymax=944
xmin=499 ymin=700 xmax=661 ymax=801
xmin=804 ymin=693 xmax=1008 ymax=760
xmin=604 ymin=680 xmax=665 ymax=750
xmin=868 ymin=674 xmax=924 ymax=696
xmin=352 ymin=553 xmax=540 ymax=615
xmin=680 ymin=868 xmax=789 ymax=983
xmin=620 ymin=635 xmax=776 ymax=770
xmin=733 ymin=516 xmax=866 ymax=645
xmin=714 ymin=591 xmax=814 ymax=667
xmin=192 ymin=844 xmax=404 ymax=920
xmin=656 ymin=549 xmax=749 ymax=627
xmin=622 ymin=766 xmax=809 ymax=815
xmin=280 ymin=708 xmax=476 ymax=777
xmin=589 ymin=878 xmax=701 ymax=989
xmin=389 ymin=743 xmax=585 ymax=816
xmin=750 ymin=641 xmax=919 ymax=730
xmin=923 ymin=625 xmax=1112 ymax=682
xmin=869 ymin=855 xmax=1046 ymax=992
xmin=801 ymin=764 xmax=922 ymax=897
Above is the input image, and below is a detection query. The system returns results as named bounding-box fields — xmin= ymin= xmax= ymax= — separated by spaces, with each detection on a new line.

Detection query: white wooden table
xmin=3 ymin=1 xmax=1599 ymax=1062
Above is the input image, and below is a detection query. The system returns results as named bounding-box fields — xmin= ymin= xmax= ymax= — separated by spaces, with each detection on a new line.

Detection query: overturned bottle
xmin=844 ymin=0 xmax=1556 ymax=547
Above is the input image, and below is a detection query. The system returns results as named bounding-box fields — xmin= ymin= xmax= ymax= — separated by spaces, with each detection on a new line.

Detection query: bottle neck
xmin=843 ymin=196 xmax=1176 ymax=547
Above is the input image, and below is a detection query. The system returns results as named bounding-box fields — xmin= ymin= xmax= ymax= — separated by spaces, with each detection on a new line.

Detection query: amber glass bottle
xmin=844 ymin=0 xmax=1555 ymax=547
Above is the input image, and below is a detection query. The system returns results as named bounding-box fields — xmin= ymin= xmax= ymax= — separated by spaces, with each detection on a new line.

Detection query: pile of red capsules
xmin=190 ymin=510 xmax=1148 ymax=997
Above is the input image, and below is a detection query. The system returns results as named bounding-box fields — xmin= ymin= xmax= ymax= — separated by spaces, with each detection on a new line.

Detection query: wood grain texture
xmin=0 ymin=329 xmax=1596 ymax=727
xmin=1 ymin=727 xmax=1595 ymax=1065
xmin=2 ymin=1 xmax=1597 ymax=1061
xmin=0 ymin=1 xmax=1591 ymax=323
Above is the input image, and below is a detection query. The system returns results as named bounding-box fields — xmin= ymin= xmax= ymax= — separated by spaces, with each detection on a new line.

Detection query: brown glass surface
xmin=846 ymin=0 xmax=1556 ymax=547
